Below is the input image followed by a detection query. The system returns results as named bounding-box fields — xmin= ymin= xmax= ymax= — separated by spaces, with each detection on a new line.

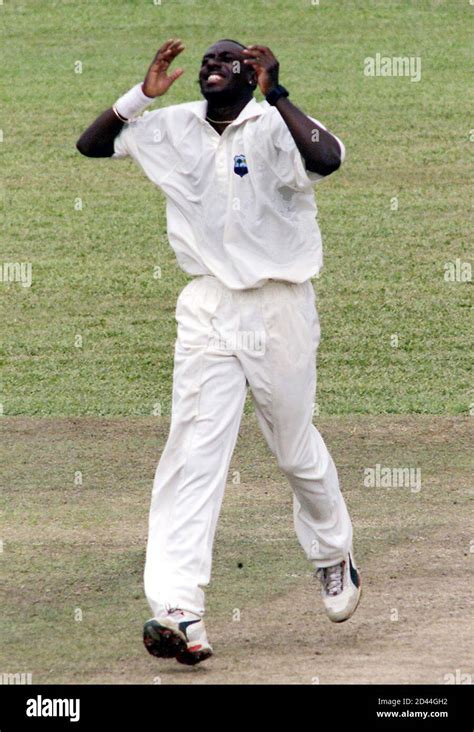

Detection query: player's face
xmin=199 ymin=41 xmax=254 ymax=101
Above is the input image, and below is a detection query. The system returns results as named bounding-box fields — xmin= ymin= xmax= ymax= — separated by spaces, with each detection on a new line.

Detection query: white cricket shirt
xmin=113 ymin=97 xmax=345 ymax=290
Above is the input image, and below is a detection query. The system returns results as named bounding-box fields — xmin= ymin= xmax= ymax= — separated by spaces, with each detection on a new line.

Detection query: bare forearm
xmin=76 ymin=108 xmax=123 ymax=158
xmin=274 ymin=97 xmax=342 ymax=176
xmin=242 ymin=45 xmax=343 ymax=177
xmin=76 ymin=40 xmax=185 ymax=160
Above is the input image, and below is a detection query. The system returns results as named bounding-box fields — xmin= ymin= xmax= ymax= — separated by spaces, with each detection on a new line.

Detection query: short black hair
xmin=215 ymin=38 xmax=246 ymax=49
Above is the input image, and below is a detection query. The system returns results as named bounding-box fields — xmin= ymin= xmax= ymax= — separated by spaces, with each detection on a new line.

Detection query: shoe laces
xmin=317 ymin=561 xmax=344 ymax=596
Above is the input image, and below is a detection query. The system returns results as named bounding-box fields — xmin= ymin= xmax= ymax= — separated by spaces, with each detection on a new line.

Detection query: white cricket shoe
xmin=143 ymin=609 xmax=213 ymax=665
xmin=316 ymin=550 xmax=362 ymax=623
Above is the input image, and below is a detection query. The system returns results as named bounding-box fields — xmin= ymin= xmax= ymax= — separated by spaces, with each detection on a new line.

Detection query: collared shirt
xmin=113 ymin=97 xmax=345 ymax=290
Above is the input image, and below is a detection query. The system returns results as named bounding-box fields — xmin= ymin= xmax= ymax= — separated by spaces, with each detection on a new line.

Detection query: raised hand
xmin=242 ymin=45 xmax=279 ymax=96
xmin=142 ymin=38 xmax=185 ymax=98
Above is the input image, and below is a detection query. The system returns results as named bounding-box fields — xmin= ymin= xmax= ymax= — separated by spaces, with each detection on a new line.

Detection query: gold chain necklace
xmin=206 ymin=116 xmax=234 ymax=124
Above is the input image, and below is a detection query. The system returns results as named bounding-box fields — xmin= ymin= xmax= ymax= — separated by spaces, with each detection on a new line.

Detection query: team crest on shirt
xmin=234 ymin=154 xmax=249 ymax=177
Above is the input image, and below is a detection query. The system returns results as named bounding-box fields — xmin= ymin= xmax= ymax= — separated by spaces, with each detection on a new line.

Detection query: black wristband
xmin=265 ymin=84 xmax=289 ymax=106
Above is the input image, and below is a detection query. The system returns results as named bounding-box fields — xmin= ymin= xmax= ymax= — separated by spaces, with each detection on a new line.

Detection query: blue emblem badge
xmin=234 ymin=154 xmax=249 ymax=177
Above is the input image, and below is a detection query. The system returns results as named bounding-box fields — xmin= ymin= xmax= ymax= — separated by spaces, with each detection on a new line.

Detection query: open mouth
xmin=205 ymin=72 xmax=226 ymax=84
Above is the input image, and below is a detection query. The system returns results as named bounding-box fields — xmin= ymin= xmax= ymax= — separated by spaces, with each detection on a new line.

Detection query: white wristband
xmin=114 ymin=83 xmax=155 ymax=121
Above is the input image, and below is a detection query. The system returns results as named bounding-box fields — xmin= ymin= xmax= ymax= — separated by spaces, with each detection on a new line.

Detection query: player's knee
xmin=277 ymin=456 xmax=303 ymax=476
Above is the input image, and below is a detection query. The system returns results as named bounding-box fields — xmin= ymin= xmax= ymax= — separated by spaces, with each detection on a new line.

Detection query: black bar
xmin=0 ymin=684 xmax=471 ymax=730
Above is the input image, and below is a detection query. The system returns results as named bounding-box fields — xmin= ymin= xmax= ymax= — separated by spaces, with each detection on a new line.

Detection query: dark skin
xmin=198 ymin=42 xmax=256 ymax=132
xmin=76 ymin=38 xmax=342 ymax=175
xmin=76 ymin=38 xmax=185 ymax=158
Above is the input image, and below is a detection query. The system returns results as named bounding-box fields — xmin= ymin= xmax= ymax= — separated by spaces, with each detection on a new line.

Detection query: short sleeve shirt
xmin=113 ymin=97 xmax=345 ymax=290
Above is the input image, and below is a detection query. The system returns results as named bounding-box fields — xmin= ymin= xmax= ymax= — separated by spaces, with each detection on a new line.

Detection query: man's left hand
xmin=243 ymin=45 xmax=279 ymax=96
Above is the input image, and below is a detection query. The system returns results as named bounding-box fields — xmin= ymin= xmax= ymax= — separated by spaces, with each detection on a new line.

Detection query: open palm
xmin=142 ymin=38 xmax=185 ymax=98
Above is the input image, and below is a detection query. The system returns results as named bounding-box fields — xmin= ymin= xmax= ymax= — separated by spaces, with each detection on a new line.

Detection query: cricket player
xmin=77 ymin=38 xmax=361 ymax=666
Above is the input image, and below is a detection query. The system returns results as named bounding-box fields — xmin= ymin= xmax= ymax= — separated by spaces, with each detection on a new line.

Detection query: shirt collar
xmin=189 ymin=97 xmax=265 ymax=127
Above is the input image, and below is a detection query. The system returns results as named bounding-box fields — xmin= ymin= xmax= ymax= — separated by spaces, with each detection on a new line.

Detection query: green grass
xmin=1 ymin=0 xmax=471 ymax=415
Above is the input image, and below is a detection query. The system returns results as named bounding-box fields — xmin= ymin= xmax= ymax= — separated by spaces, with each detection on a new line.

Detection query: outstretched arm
xmin=243 ymin=45 xmax=343 ymax=177
xmin=76 ymin=39 xmax=185 ymax=158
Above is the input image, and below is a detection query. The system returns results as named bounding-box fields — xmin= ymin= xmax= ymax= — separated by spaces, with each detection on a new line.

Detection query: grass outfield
xmin=2 ymin=0 xmax=471 ymax=416
xmin=1 ymin=1 xmax=472 ymax=688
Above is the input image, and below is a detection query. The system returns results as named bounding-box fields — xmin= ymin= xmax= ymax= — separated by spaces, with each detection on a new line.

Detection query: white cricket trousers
xmin=144 ymin=275 xmax=353 ymax=617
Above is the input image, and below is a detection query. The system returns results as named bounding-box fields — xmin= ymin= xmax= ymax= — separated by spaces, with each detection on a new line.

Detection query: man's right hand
xmin=142 ymin=38 xmax=185 ymax=98
xmin=76 ymin=39 xmax=185 ymax=158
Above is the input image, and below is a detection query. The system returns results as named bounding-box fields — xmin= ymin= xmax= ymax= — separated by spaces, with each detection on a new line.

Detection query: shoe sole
xmin=143 ymin=620 xmax=213 ymax=666
xmin=330 ymin=583 xmax=363 ymax=623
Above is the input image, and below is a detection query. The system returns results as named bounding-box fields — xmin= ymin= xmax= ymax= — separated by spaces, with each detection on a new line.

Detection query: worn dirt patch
xmin=0 ymin=416 xmax=472 ymax=684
